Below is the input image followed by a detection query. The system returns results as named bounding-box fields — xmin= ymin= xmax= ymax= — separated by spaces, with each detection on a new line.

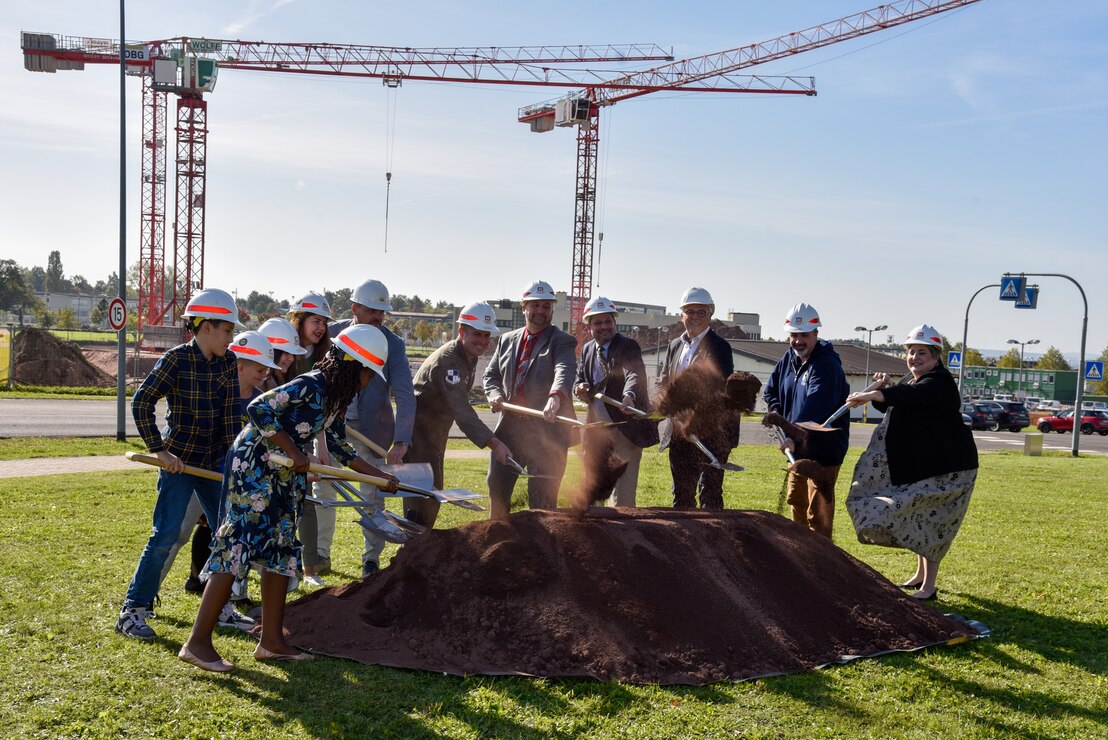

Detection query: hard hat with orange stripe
xmin=289 ymin=291 xmax=332 ymax=319
xmin=256 ymin=317 xmax=308 ymax=356
xmin=784 ymin=302 xmax=822 ymax=334
xmin=904 ymin=324 xmax=943 ymax=348
xmin=333 ymin=324 xmax=389 ymax=378
xmin=228 ymin=330 xmax=281 ymax=369
xmin=182 ymin=288 xmax=245 ymax=328
xmin=456 ymin=301 xmax=500 ymax=335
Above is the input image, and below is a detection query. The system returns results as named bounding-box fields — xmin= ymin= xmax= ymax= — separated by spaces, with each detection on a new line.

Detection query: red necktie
xmin=512 ymin=331 xmax=536 ymax=401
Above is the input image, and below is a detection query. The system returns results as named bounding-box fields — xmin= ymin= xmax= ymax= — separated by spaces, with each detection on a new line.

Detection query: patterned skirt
xmin=846 ymin=417 xmax=975 ymax=562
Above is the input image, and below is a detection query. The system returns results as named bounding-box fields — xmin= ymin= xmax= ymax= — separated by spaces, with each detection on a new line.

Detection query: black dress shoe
xmin=898 ymin=581 xmax=922 ymax=590
xmin=914 ymin=589 xmax=938 ymax=601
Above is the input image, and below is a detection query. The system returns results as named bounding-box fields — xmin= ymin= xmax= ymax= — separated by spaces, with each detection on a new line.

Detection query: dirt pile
xmin=285 ymin=509 xmax=979 ymax=684
xmin=13 ymin=328 xmax=114 ymax=387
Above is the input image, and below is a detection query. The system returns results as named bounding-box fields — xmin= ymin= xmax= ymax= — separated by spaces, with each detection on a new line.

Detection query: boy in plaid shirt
xmin=116 ymin=288 xmax=246 ymax=640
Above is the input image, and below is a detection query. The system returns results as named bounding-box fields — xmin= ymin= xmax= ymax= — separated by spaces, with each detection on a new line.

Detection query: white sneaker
xmin=303 ymin=574 xmax=325 ymax=588
xmin=216 ymin=602 xmax=257 ymax=632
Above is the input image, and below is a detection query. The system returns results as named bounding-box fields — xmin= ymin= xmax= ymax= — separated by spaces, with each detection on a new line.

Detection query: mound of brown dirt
xmin=285 ymin=509 xmax=979 ymax=684
xmin=13 ymin=328 xmax=114 ymax=387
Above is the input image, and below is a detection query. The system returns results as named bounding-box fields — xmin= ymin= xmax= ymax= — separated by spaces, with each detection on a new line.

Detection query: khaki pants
xmin=786 ymin=466 xmax=840 ymax=539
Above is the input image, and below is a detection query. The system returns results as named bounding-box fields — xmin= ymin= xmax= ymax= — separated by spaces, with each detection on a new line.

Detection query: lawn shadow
xmin=754 ymin=665 xmax=872 ymax=720
xmin=217 ymin=658 xmax=651 ymax=738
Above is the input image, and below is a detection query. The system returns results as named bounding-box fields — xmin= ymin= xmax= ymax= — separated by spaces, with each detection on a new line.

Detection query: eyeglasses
xmin=683 ymin=309 xmax=709 ymax=317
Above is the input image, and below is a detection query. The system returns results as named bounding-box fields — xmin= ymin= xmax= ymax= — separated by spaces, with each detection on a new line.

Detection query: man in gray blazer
xmin=483 ymin=280 xmax=577 ymax=519
xmin=329 ymin=278 xmax=415 ymax=576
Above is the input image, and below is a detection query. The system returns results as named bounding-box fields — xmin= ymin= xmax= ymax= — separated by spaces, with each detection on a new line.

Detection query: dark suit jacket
xmin=483 ymin=325 xmax=578 ymax=448
xmin=576 ymin=333 xmax=659 ymax=448
xmin=657 ymin=328 xmax=738 ymax=449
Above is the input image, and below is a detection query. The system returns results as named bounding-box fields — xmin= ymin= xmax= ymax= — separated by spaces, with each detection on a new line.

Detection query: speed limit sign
xmin=108 ymin=297 xmax=128 ymax=332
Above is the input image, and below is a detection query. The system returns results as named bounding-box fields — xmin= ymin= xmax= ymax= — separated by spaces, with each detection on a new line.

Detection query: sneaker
xmin=303 ymin=574 xmax=325 ymax=588
xmin=217 ymin=602 xmax=257 ymax=632
xmin=183 ymin=575 xmax=206 ymax=594
xmin=361 ymin=561 xmax=380 ymax=578
xmin=116 ymin=607 xmax=157 ymax=641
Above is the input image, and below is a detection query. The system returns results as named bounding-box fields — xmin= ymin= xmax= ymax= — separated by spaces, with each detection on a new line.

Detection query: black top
xmin=872 ymin=363 xmax=978 ymax=487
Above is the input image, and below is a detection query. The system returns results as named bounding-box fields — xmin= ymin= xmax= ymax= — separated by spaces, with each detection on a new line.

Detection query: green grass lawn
xmin=1 ymin=447 xmax=1106 ymax=737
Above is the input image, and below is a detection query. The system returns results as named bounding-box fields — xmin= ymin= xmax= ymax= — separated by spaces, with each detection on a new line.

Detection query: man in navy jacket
xmin=763 ymin=302 xmax=849 ymax=538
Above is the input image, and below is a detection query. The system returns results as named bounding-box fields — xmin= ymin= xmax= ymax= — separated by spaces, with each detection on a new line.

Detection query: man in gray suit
xmin=329 ymin=278 xmax=415 ymax=576
xmin=483 ymin=280 xmax=577 ymax=520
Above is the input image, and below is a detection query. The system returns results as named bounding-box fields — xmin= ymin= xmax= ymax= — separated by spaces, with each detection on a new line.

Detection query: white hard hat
xmin=904 ymin=324 xmax=943 ymax=348
xmin=679 ymin=287 xmax=714 ymax=309
xmin=333 ymin=323 xmax=389 ymax=378
xmin=521 ymin=280 xmax=555 ymax=303
xmin=582 ymin=295 xmax=618 ymax=321
xmin=289 ymin=291 xmax=332 ymax=319
xmin=784 ymin=302 xmax=822 ymax=333
xmin=352 ymin=279 xmax=392 ymax=312
xmin=227 ymin=330 xmax=281 ymax=369
xmin=182 ymin=288 xmax=244 ymax=328
xmin=457 ymin=302 xmax=500 ymax=335
xmin=257 ymin=317 xmax=308 ymax=356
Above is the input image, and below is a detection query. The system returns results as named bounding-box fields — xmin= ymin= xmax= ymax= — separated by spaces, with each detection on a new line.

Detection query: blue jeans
xmin=123 ymin=470 xmax=223 ymax=609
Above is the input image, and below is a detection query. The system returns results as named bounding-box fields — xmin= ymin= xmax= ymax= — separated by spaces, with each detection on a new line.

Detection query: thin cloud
xmin=223 ymin=0 xmax=299 ymax=36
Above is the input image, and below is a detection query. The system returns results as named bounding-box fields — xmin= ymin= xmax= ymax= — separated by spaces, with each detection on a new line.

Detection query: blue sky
xmin=4 ymin=1 xmax=1106 ymax=359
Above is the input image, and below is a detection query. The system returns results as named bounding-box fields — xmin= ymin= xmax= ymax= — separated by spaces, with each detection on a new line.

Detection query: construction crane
xmin=518 ymin=0 xmax=984 ymax=336
xmin=20 ymin=34 xmax=678 ymax=338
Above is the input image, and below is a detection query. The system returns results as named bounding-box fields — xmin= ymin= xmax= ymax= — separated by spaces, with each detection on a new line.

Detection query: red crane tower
xmin=21 ymin=35 xmax=678 ymax=340
xmin=517 ymin=0 xmax=984 ymax=335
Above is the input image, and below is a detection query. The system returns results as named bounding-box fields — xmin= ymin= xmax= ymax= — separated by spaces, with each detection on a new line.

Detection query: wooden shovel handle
xmin=268 ymin=452 xmax=394 ymax=489
xmin=345 ymin=425 xmax=389 ymax=458
xmin=125 ymin=451 xmax=222 ymax=482
xmin=500 ymin=401 xmax=584 ymax=428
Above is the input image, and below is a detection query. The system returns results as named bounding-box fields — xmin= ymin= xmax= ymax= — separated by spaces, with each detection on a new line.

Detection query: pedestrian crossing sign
xmin=1014 ymin=285 xmax=1039 ymax=310
xmin=948 ymin=351 xmax=962 ymax=369
xmin=999 ymin=275 xmax=1024 ymax=302
xmin=1086 ymin=361 xmax=1104 ymax=381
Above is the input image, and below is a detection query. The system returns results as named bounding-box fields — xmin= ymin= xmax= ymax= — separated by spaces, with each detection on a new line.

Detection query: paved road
xmin=3 ymin=398 xmax=1106 ymax=455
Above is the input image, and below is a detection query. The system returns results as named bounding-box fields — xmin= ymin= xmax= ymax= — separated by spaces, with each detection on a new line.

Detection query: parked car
xmin=1080 ymin=401 xmax=1108 ymax=412
xmin=961 ymin=402 xmax=999 ymax=431
xmin=1038 ymin=400 xmax=1062 ymax=413
xmin=1024 ymin=396 xmax=1042 ymax=411
xmin=992 ymin=401 xmax=1031 ymax=433
xmin=1037 ymin=409 xmax=1108 ymax=435
xmin=961 ymin=412 xmax=973 ymax=427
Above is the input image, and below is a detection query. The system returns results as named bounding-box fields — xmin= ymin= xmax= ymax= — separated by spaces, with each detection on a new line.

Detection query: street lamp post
xmin=855 ymin=324 xmax=887 ymax=423
xmin=1006 ymin=338 xmax=1040 ymax=398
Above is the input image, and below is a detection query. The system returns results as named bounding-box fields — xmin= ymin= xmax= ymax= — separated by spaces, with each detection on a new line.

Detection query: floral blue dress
xmin=207 ymin=371 xmax=357 ymax=585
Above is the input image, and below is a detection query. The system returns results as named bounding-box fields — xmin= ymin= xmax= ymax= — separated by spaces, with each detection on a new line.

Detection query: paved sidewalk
xmin=0 ymin=449 xmax=489 ymax=479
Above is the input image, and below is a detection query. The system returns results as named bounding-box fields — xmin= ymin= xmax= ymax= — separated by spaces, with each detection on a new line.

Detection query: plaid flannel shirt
xmin=131 ymin=340 xmax=239 ymax=470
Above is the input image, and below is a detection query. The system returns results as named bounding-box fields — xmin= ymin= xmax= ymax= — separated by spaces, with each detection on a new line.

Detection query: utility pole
xmin=855 ymin=324 xmax=886 ymax=422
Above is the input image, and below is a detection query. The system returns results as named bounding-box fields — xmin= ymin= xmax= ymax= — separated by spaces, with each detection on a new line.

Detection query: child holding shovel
xmin=117 ymin=289 xmax=244 ymax=641
xmin=178 ymin=324 xmax=399 ymax=672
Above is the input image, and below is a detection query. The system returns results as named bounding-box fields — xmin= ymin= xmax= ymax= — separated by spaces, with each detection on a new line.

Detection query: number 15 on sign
xmin=108 ymin=297 xmax=128 ymax=332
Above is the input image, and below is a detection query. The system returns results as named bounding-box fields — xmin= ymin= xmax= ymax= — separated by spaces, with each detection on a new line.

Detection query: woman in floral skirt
xmin=178 ymin=324 xmax=398 ymax=672
xmin=845 ymin=324 xmax=978 ymax=601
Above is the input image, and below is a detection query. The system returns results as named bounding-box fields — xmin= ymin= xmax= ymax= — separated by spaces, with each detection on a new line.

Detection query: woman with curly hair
xmin=178 ymin=324 xmax=399 ymax=672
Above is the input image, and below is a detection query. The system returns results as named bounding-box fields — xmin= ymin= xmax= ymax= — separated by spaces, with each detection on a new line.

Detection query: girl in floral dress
xmin=178 ymin=324 xmax=398 ymax=672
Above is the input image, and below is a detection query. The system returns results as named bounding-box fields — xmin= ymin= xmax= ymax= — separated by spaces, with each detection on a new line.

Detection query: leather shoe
xmin=898 ymin=581 xmax=922 ymax=590
xmin=912 ymin=589 xmax=938 ymax=601
xmin=178 ymin=645 xmax=234 ymax=673
xmin=254 ymin=644 xmax=314 ymax=662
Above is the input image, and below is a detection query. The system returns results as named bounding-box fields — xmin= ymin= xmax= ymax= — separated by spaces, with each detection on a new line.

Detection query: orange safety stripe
xmin=460 ymin=314 xmax=478 ymax=321
xmin=338 ymin=334 xmax=385 ymax=367
xmin=191 ymin=304 xmax=233 ymax=315
xmin=230 ymin=345 xmax=262 ymax=356
xmin=267 ymin=337 xmax=290 ymax=344
xmin=302 ymin=302 xmax=319 ymax=309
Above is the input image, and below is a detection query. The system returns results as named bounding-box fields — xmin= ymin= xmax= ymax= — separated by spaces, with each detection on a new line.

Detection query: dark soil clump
xmin=285 ymin=509 xmax=977 ymax=684
xmin=13 ymin=328 xmax=114 ymax=387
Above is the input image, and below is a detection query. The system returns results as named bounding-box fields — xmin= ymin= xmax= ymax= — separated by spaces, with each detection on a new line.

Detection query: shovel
xmin=592 ymin=393 xmax=664 ymax=420
xmin=308 ymin=479 xmax=425 ymax=543
xmin=505 ymin=455 xmax=557 ymax=480
xmin=796 ymin=379 xmax=885 ymax=432
xmin=499 ymin=401 xmax=622 ymax=429
xmin=345 ymin=426 xmax=389 ymax=459
xmin=125 ymin=451 xmax=222 ymax=481
xmin=688 ymin=434 xmax=745 ymax=472
xmin=769 ymin=425 xmax=798 ymax=465
xmin=268 ymin=453 xmax=486 ymax=511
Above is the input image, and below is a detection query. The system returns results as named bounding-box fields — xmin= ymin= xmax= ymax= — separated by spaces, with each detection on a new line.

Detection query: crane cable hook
xmin=383 ymin=72 xmax=402 ymax=253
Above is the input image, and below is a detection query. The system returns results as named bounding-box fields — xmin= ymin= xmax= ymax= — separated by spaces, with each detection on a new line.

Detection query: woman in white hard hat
xmin=178 ymin=324 xmax=400 ymax=672
xmin=257 ymin=317 xmax=308 ymax=391
xmin=287 ymin=291 xmax=332 ymax=377
xmin=844 ymin=324 xmax=978 ymax=600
